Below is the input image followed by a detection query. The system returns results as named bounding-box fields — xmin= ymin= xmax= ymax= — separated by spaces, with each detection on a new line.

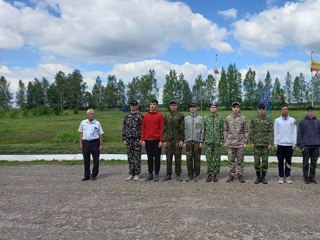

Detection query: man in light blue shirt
xmin=78 ymin=109 xmax=104 ymax=181
xmin=274 ymin=104 xmax=297 ymax=184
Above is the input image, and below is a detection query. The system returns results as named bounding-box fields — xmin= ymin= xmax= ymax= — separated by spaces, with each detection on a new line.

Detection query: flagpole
xmin=214 ymin=54 xmax=218 ymax=101
xmin=311 ymin=51 xmax=314 ymax=106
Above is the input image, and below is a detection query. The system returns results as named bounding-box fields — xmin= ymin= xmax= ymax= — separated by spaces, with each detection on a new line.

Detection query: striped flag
xmin=311 ymin=60 xmax=320 ymax=72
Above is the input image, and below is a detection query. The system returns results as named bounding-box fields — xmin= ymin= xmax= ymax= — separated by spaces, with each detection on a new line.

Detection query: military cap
xmin=189 ymin=102 xmax=197 ymax=107
xmin=232 ymin=102 xmax=240 ymax=107
xmin=169 ymin=100 xmax=177 ymax=105
xmin=258 ymin=103 xmax=265 ymax=109
xmin=130 ymin=100 xmax=139 ymax=105
xmin=209 ymin=101 xmax=218 ymax=108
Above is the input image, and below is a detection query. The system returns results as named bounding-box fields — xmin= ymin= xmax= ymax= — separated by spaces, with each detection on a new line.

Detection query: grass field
xmin=0 ymin=108 xmax=309 ymax=154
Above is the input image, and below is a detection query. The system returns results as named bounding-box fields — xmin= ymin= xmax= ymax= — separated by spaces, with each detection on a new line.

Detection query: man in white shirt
xmin=274 ymin=104 xmax=297 ymax=184
xmin=78 ymin=109 xmax=104 ymax=181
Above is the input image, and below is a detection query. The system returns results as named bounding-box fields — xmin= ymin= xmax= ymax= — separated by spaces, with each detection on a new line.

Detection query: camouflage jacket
xmin=184 ymin=113 xmax=204 ymax=143
xmin=204 ymin=113 xmax=224 ymax=145
xmin=224 ymin=112 xmax=248 ymax=148
xmin=249 ymin=113 xmax=273 ymax=146
xmin=122 ymin=111 xmax=143 ymax=141
xmin=163 ymin=111 xmax=185 ymax=142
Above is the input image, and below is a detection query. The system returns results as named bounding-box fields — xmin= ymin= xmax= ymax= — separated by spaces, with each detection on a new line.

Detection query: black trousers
xmin=276 ymin=145 xmax=293 ymax=177
xmin=82 ymin=139 xmax=100 ymax=178
xmin=145 ymin=139 xmax=161 ymax=174
xmin=302 ymin=147 xmax=319 ymax=178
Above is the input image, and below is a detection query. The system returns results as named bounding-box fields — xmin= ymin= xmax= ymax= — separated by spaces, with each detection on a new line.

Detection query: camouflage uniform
xmin=224 ymin=112 xmax=248 ymax=177
xmin=163 ymin=111 xmax=185 ymax=176
xmin=204 ymin=113 xmax=224 ymax=176
xmin=122 ymin=111 xmax=143 ymax=175
xmin=184 ymin=113 xmax=204 ymax=177
xmin=249 ymin=113 xmax=273 ymax=172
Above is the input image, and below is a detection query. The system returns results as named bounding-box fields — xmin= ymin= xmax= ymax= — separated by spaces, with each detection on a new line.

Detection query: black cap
xmin=130 ymin=100 xmax=138 ymax=105
xmin=232 ymin=102 xmax=240 ymax=107
xmin=258 ymin=103 xmax=265 ymax=109
xmin=209 ymin=101 xmax=218 ymax=108
xmin=306 ymin=105 xmax=315 ymax=110
xmin=189 ymin=102 xmax=197 ymax=107
xmin=169 ymin=100 xmax=177 ymax=105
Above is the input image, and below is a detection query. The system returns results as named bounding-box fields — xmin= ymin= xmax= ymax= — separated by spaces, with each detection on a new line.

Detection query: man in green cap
xmin=249 ymin=102 xmax=273 ymax=184
xmin=163 ymin=101 xmax=185 ymax=181
xmin=204 ymin=101 xmax=224 ymax=182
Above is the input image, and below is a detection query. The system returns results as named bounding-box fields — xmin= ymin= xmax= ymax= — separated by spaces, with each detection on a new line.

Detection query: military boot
xmin=206 ymin=174 xmax=213 ymax=182
xmin=212 ymin=174 xmax=218 ymax=182
xmin=261 ymin=171 xmax=268 ymax=184
xmin=226 ymin=175 xmax=234 ymax=182
xmin=254 ymin=171 xmax=261 ymax=184
xmin=163 ymin=175 xmax=172 ymax=181
xmin=238 ymin=174 xmax=245 ymax=183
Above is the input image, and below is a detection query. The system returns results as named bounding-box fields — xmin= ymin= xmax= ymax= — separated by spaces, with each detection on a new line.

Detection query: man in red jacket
xmin=141 ymin=99 xmax=164 ymax=182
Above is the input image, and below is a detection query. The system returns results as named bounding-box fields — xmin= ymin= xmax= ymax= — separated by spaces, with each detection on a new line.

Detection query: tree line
xmin=1 ymin=64 xmax=320 ymax=112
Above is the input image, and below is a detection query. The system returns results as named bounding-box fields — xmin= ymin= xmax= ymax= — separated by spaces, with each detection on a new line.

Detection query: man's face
xmin=210 ymin=106 xmax=218 ymax=114
xmin=189 ymin=106 xmax=197 ymax=113
xmin=87 ymin=111 xmax=95 ymax=121
xmin=169 ymin=103 xmax=178 ymax=112
xmin=149 ymin=102 xmax=157 ymax=111
xmin=281 ymin=106 xmax=289 ymax=117
xmin=232 ymin=105 xmax=240 ymax=114
xmin=258 ymin=108 xmax=265 ymax=115
xmin=130 ymin=104 xmax=138 ymax=112
xmin=307 ymin=109 xmax=314 ymax=118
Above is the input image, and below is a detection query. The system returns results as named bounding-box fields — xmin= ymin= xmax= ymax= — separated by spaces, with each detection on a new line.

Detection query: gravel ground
xmin=1 ymin=164 xmax=320 ymax=240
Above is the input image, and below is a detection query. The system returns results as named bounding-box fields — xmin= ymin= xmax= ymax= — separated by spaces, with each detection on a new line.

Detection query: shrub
xmin=53 ymin=131 xmax=79 ymax=143
xmin=9 ymin=109 xmax=20 ymax=118
xmin=74 ymin=108 xmax=79 ymax=114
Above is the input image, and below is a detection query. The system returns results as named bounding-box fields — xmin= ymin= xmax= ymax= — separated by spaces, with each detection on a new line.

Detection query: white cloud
xmin=218 ymin=8 xmax=237 ymax=20
xmin=0 ymin=63 xmax=72 ymax=91
xmin=109 ymin=59 xmax=209 ymax=88
xmin=0 ymin=0 xmax=232 ymax=63
xmin=239 ymin=60 xmax=311 ymax=85
xmin=232 ymin=0 xmax=320 ymax=56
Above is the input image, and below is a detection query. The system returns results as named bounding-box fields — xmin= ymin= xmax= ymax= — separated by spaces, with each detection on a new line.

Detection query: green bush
xmin=74 ymin=108 xmax=79 ymax=114
xmin=22 ymin=110 xmax=29 ymax=118
xmin=9 ymin=109 xmax=19 ymax=118
xmin=53 ymin=130 xmax=79 ymax=143
xmin=0 ymin=108 xmax=6 ymax=118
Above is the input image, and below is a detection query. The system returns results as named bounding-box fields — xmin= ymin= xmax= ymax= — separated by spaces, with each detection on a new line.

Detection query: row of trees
xmin=1 ymin=64 xmax=319 ymax=111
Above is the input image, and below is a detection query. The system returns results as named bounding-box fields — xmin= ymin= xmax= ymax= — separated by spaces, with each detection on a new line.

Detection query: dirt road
xmin=1 ymin=164 xmax=319 ymax=239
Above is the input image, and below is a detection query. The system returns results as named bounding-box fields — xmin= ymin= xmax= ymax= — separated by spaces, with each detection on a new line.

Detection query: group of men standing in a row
xmin=79 ymin=99 xmax=320 ymax=185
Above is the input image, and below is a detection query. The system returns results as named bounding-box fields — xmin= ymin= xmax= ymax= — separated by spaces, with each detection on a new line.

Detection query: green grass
xmin=0 ymin=108 xmax=309 ymax=154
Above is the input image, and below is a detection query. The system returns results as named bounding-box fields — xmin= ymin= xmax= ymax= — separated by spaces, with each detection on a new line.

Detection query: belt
xmin=82 ymin=139 xmax=99 ymax=142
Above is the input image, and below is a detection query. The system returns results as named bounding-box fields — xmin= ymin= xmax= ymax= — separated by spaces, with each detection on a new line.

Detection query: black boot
xmin=254 ymin=171 xmax=261 ymax=184
xmin=261 ymin=171 xmax=268 ymax=184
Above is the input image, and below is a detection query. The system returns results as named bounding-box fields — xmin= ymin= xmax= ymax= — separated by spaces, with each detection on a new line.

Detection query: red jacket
xmin=141 ymin=111 xmax=164 ymax=141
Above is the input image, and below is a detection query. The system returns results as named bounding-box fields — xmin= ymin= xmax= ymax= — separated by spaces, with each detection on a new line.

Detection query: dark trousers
xmin=276 ymin=145 xmax=293 ymax=177
xmin=302 ymin=147 xmax=319 ymax=178
xmin=145 ymin=139 xmax=161 ymax=174
xmin=82 ymin=139 xmax=100 ymax=178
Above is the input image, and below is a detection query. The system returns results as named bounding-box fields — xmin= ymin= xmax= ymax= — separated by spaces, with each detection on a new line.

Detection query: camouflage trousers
xmin=165 ymin=141 xmax=182 ymax=176
xmin=228 ymin=147 xmax=245 ymax=176
xmin=205 ymin=144 xmax=221 ymax=175
xmin=253 ymin=146 xmax=269 ymax=172
xmin=186 ymin=141 xmax=201 ymax=176
xmin=126 ymin=138 xmax=141 ymax=175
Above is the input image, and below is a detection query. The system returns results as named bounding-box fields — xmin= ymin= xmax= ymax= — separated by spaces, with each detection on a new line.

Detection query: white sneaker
xmin=126 ymin=175 xmax=134 ymax=181
xmin=278 ymin=177 xmax=284 ymax=184
xmin=133 ymin=175 xmax=140 ymax=181
xmin=285 ymin=176 xmax=292 ymax=184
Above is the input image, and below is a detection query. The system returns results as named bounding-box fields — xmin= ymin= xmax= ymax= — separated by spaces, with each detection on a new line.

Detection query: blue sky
xmin=1 ymin=0 xmax=320 ymax=100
